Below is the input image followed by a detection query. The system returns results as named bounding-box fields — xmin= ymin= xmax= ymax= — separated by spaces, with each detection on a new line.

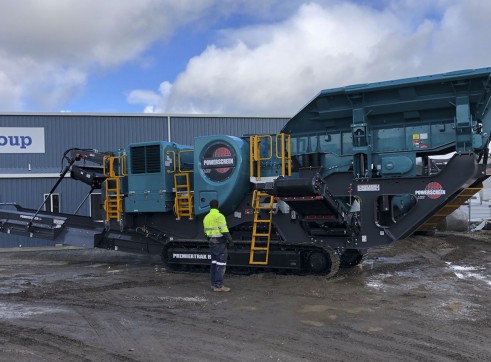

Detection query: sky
xmin=0 ymin=0 xmax=490 ymax=116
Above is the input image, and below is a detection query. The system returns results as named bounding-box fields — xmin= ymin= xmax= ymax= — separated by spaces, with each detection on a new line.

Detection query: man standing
xmin=203 ymin=199 xmax=234 ymax=292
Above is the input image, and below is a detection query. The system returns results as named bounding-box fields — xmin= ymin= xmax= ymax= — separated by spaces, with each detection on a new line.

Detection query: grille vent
xmin=130 ymin=145 xmax=161 ymax=174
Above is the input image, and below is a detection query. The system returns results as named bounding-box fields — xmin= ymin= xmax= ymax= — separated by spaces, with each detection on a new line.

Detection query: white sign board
xmin=357 ymin=184 xmax=380 ymax=192
xmin=0 ymin=127 xmax=45 ymax=153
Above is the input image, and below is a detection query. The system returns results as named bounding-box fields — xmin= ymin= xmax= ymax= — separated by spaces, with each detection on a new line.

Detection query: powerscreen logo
xmin=201 ymin=142 xmax=236 ymax=182
xmin=0 ymin=128 xmax=45 ymax=153
xmin=415 ymin=182 xmax=446 ymax=200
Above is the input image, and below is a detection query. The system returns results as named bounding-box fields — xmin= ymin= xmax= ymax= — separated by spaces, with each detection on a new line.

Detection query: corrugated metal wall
xmin=0 ymin=177 xmax=93 ymax=214
xmin=0 ymin=113 xmax=288 ymax=247
xmin=0 ymin=114 xmax=168 ymax=172
xmin=170 ymin=116 xmax=287 ymax=144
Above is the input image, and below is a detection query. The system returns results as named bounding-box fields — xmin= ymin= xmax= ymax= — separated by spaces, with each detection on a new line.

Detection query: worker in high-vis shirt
xmin=203 ymin=199 xmax=234 ymax=292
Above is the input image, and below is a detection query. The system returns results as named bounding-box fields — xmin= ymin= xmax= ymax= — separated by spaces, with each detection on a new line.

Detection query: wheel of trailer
xmin=305 ymin=247 xmax=340 ymax=277
xmin=340 ymin=249 xmax=365 ymax=268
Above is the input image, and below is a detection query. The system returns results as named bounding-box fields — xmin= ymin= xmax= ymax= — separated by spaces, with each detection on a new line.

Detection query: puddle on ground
xmin=365 ymin=269 xmax=449 ymax=294
xmin=0 ymin=269 xmax=105 ymax=295
xmin=299 ymin=304 xmax=371 ymax=315
xmin=236 ymin=305 xmax=259 ymax=311
xmin=84 ymin=263 xmax=110 ymax=268
xmin=158 ymin=296 xmax=207 ymax=303
xmin=445 ymin=262 xmax=491 ymax=286
xmin=366 ymin=257 xmax=415 ymax=264
xmin=367 ymin=326 xmax=384 ymax=332
xmin=0 ymin=277 xmax=40 ymax=294
xmin=433 ymin=299 xmax=479 ymax=320
xmin=363 ymin=257 xmax=416 ymax=270
xmin=364 ymin=264 xmax=465 ymax=292
xmin=0 ymin=302 xmax=66 ymax=319
xmin=300 ymin=320 xmax=324 ymax=327
xmin=300 ymin=305 xmax=330 ymax=313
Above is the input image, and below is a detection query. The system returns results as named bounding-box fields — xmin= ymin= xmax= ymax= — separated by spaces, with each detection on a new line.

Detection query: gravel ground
xmin=0 ymin=231 xmax=490 ymax=362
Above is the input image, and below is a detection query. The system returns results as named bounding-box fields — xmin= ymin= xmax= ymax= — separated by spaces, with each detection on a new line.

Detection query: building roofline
xmin=0 ymin=112 xmax=292 ymax=119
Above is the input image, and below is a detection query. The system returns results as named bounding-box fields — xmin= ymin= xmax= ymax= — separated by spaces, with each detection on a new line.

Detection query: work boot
xmin=213 ymin=286 xmax=231 ymax=292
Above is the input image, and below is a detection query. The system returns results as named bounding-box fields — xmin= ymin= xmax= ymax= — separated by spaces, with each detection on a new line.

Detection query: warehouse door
xmin=43 ymin=193 xmax=60 ymax=213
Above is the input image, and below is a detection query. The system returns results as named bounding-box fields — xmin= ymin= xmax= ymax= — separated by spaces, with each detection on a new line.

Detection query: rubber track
xmin=163 ymin=241 xmax=342 ymax=278
xmin=320 ymin=244 xmax=341 ymax=278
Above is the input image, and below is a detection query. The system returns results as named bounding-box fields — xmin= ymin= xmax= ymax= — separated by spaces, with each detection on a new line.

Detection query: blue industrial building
xmin=0 ymin=113 xmax=288 ymax=247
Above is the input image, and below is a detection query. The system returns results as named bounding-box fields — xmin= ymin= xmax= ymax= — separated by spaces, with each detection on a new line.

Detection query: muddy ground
xmin=0 ymin=231 xmax=490 ymax=362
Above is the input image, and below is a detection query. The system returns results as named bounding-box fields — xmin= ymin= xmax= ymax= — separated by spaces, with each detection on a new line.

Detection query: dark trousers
xmin=210 ymin=241 xmax=228 ymax=288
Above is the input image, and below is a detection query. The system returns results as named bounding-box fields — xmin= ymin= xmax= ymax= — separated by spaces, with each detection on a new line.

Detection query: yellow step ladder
xmin=103 ymin=155 xmax=126 ymax=222
xmin=417 ymin=185 xmax=482 ymax=232
xmin=174 ymin=172 xmax=193 ymax=220
xmin=249 ymin=190 xmax=275 ymax=265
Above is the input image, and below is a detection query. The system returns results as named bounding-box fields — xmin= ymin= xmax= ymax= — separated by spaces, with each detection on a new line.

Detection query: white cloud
xmin=133 ymin=0 xmax=491 ymax=115
xmin=2 ymin=0 xmax=491 ymax=113
xmin=127 ymin=81 xmax=173 ymax=113
xmin=0 ymin=0 xmax=215 ymax=65
xmin=0 ymin=0 xmax=225 ymax=110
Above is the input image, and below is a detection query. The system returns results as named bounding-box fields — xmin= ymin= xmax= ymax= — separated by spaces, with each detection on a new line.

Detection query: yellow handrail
xmin=250 ymin=134 xmax=291 ymax=179
xmin=250 ymin=135 xmax=272 ymax=180
xmin=103 ymin=155 xmax=127 ymax=177
xmin=275 ymin=133 xmax=291 ymax=176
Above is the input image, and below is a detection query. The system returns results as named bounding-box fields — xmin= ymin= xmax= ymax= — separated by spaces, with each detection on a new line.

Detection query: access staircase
xmin=174 ymin=172 xmax=193 ymax=220
xmin=249 ymin=190 xmax=275 ymax=265
xmin=248 ymin=133 xmax=291 ymax=265
xmin=103 ymin=155 xmax=126 ymax=222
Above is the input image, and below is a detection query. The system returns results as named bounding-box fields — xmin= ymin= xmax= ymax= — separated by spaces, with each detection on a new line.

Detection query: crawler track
xmin=161 ymin=240 xmax=341 ymax=277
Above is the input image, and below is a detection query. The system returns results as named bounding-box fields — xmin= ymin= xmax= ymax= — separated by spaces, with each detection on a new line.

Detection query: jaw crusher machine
xmin=1 ymin=67 xmax=490 ymax=277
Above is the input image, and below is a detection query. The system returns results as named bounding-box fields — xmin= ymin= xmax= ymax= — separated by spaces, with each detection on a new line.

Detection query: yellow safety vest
xmin=203 ymin=209 xmax=229 ymax=238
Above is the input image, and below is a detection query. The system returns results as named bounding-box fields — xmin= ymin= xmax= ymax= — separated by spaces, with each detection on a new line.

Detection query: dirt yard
xmin=0 ymin=231 xmax=490 ymax=362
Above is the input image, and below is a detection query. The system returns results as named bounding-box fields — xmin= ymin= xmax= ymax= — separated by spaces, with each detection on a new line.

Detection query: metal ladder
xmin=103 ymin=155 xmax=126 ymax=222
xmin=249 ymin=190 xmax=275 ymax=265
xmin=174 ymin=172 xmax=193 ymax=220
xmin=248 ymin=133 xmax=291 ymax=265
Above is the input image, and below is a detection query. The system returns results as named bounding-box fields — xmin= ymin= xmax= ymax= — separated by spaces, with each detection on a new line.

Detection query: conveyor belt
xmin=274 ymin=176 xmax=345 ymax=222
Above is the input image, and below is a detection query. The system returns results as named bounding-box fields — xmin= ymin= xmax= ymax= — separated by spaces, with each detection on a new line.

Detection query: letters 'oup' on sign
xmin=0 ymin=127 xmax=45 ymax=153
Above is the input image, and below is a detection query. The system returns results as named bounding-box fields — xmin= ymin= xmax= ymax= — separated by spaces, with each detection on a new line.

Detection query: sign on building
xmin=0 ymin=127 xmax=45 ymax=153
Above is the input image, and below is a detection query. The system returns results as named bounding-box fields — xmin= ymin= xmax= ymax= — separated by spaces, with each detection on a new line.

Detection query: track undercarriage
xmin=161 ymin=239 xmax=343 ymax=277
